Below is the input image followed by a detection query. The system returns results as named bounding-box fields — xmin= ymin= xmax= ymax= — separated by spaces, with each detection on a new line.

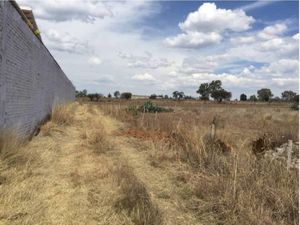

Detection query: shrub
xmin=139 ymin=101 xmax=173 ymax=113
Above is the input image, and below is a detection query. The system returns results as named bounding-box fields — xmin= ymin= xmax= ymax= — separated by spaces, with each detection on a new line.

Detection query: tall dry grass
xmin=114 ymin=161 xmax=163 ymax=225
xmin=98 ymin=100 xmax=299 ymax=225
xmin=51 ymin=103 xmax=77 ymax=126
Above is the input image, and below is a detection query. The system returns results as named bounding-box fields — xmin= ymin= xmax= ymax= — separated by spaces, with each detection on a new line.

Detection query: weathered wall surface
xmin=0 ymin=1 xmax=75 ymax=136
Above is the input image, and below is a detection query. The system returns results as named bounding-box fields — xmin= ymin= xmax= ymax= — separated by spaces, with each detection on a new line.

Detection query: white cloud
xmin=165 ymin=31 xmax=222 ymax=48
xmin=18 ymin=0 xmax=112 ymax=22
xmin=230 ymin=36 xmax=256 ymax=44
xmin=88 ymin=56 xmax=102 ymax=65
xmin=132 ymin=73 xmax=156 ymax=81
xmin=44 ymin=29 xmax=90 ymax=54
xmin=258 ymin=59 xmax=299 ymax=77
xmin=166 ymin=3 xmax=254 ymax=48
xmin=257 ymin=23 xmax=287 ymax=40
xmin=179 ymin=3 xmax=254 ymax=33
xmin=240 ymin=1 xmax=274 ymax=11
xmin=118 ymin=51 xmax=172 ymax=69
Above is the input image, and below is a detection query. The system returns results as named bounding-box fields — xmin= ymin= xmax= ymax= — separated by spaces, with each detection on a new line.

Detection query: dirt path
xmin=0 ymin=104 xmax=200 ymax=225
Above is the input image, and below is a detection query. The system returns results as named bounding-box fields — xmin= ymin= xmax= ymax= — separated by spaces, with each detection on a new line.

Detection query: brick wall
xmin=0 ymin=1 xmax=75 ymax=136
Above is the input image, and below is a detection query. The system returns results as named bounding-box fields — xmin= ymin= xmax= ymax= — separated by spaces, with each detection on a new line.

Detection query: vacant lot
xmin=0 ymin=100 xmax=298 ymax=225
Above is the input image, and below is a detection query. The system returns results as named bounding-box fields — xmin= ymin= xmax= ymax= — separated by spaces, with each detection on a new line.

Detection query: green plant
xmin=139 ymin=101 xmax=173 ymax=113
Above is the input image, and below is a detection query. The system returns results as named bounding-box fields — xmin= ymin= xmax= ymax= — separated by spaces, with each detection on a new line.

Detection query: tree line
xmin=76 ymin=79 xmax=298 ymax=103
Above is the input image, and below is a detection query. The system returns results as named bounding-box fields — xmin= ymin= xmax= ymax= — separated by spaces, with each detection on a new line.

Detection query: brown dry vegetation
xmin=99 ymin=99 xmax=299 ymax=225
xmin=0 ymin=100 xmax=298 ymax=225
xmin=0 ymin=103 xmax=161 ymax=225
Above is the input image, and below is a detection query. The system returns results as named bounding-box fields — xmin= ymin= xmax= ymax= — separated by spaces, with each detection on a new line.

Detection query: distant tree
xmin=87 ymin=93 xmax=94 ymax=101
xmin=173 ymin=91 xmax=184 ymax=100
xmin=196 ymin=80 xmax=230 ymax=102
xmin=257 ymin=88 xmax=273 ymax=101
xmin=281 ymin=90 xmax=297 ymax=102
xmin=249 ymin=95 xmax=257 ymax=101
xmin=121 ymin=92 xmax=132 ymax=100
xmin=114 ymin=91 xmax=120 ymax=99
xmin=184 ymin=95 xmax=193 ymax=99
xmin=108 ymin=93 xmax=112 ymax=98
xmin=76 ymin=89 xmax=87 ymax=97
xmin=94 ymin=93 xmax=100 ymax=101
xmin=211 ymin=89 xmax=232 ymax=102
xmin=240 ymin=93 xmax=247 ymax=101
xmin=149 ymin=94 xmax=157 ymax=99
xmin=209 ymin=80 xmax=222 ymax=92
xmin=196 ymin=83 xmax=210 ymax=100
xmin=164 ymin=95 xmax=169 ymax=99
xmin=291 ymin=94 xmax=299 ymax=110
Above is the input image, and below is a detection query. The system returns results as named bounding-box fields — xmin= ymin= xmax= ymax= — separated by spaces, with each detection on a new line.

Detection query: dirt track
xmin=0 ymin=103 xmax=200 ymax=225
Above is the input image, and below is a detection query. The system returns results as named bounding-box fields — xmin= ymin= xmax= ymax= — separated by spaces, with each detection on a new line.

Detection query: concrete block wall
xmin=0 ymin=1 xmax=75 ymax=136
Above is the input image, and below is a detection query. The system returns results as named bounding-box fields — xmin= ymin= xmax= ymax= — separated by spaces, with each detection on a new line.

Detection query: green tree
xmin=121 ymin=92 xmax=132 ymax=100
xmin=149 ymin=94 xmax=157 ymax=99
xmin=257 ymin=88 xmax=273 ymax=101
xmin=108 ymin=93 xmax=112 ymax=98
xmin=249 ymin=95 xmax=257 ymax=101
xmin=114 ymin=91 xmax=120 ymax=99
xmin=173 ymin=91 xmax=184 ymax=100
xmin=240 ymin=93 xmax=247 ymax=101
xmin=196 ymin=83 xmax=210 ymax=100
xmin=209 ymin=80 xmax=222 ymax=92
xmin=281 ymin=90 xmax=297 ymax=102
xmin=211 ymin=89 xmax=232 ymax=102
xmin=87 ymin=93 xmax=94 ymax=101
xmin=75 ymin=89 xmax=87 ymax=97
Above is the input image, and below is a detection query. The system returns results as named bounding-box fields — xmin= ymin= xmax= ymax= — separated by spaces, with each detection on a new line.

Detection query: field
xmin=0 ymin=99 xmax=298 ymax=225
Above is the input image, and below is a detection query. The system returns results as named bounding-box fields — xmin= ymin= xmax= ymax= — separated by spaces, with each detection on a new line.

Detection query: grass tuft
xmin=114 ymin=162 xmax=163 ymax=225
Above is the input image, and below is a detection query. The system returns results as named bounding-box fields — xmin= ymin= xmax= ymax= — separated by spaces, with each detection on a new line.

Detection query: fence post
xmin=211 ymin=123 xmax=215 ymax=140
xmin=287 ymin=140 xmax=293 ymax=170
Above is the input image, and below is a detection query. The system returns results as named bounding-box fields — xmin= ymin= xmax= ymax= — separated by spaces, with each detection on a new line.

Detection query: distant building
xmin=132 ymin=95 xmax=149 ymax=99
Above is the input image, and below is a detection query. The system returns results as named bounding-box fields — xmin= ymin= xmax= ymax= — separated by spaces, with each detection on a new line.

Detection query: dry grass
xmin=0 ymin=100 xmax=297 ymax=225
xmin=51 ymin=103 xmax=75 ymax=126
xmin=99 ymin=100 xmax=299 ymax=225
xmin=0 ymin=103 xmax=132 ymax=225
xmin=114 ymin=161 xmax=163 ymax=225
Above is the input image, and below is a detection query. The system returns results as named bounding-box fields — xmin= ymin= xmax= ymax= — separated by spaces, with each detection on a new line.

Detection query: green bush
xmin=128 ymin=101 xmax=173 ymax=114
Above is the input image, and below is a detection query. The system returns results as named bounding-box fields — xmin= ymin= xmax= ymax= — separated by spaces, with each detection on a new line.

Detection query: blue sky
xmin=19 ymin=0 xmax=299 ymax=98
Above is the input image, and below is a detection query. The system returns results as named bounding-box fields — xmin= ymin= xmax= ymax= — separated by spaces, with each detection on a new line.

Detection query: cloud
xmin=257 ymin=59 xmax=299 ymax=77
xmin=18 ymin=0 xmax=113 ymax=22
xmin=240 ymin=1 xmax=274 ymax=11
xmin=179 ymin=55 xmax=228 ymax=73
xmin=257 ymin=23 xmax=287 ymax=40
xmin=166 ymin=3 xmax=254 ymax=48
xmin=230 ymin=36 xmax=256 ymax=44
xmin=132 ymin=73 xmax=156 ymax=81
xmin=118 ymin=51 xmax=172 ymax=69
xmin=165 ymin=31 xmax=222 ymax=48
xmin=88 ymin=56 xmax=102 ymax=65
xmin=179 ymin=3 xmax=254 ymax=33
xmin=44 ymin=29 xmax=90 ymax=54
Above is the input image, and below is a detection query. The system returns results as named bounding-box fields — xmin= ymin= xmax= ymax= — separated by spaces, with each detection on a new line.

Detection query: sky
xmin=18 ymin=0 xmax=299 ymax=98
